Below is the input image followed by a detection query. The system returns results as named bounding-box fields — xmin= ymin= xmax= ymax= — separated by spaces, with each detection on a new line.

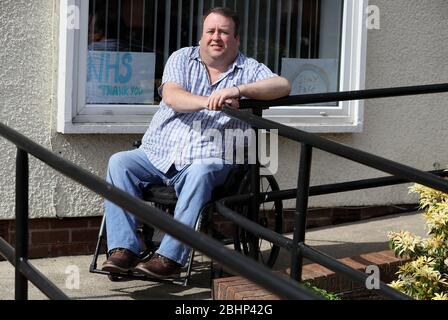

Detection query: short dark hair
xmin=203 ymin=7 xmax=240 ymax=36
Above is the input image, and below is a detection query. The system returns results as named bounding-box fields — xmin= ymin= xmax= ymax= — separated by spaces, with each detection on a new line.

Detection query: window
xmin=58 ymin=0 xmax=367 ymax=133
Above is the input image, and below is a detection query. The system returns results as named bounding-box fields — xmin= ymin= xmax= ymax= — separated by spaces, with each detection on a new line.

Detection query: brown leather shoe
xmin=102 ymin=248 xmax=139 ymax=273
xmin=134 ymin=254 xmax=182 ymax=279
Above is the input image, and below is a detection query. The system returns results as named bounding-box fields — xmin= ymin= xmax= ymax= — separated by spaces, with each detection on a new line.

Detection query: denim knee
xmin=108 ymin=152 xmax=128 ymax=172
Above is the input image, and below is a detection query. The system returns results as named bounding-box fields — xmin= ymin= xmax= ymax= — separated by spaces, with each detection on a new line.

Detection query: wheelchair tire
xmin=233 ymin=173 xmax=283 ymax=268
xmin=108 ymin=274 xmax=123 ymax=282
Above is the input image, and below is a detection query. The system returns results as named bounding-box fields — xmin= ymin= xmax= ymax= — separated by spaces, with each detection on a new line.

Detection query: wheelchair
xmin=90 ymin=142 xmax=284 ymax=286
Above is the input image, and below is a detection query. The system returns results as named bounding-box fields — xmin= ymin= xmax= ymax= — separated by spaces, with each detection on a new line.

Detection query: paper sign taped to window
xmin=281 ymin=59 xmax=338 ymax=103
xmin=86 ymin=51 xmax=155 ymax=104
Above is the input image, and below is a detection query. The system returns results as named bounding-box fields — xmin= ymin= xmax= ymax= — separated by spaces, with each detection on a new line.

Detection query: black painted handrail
xmin=239 ymin=82 xmax=448 ymax=108
xmin=2 ymin=82 xmax=448 ymax=300
xmin=223 ymin=107 xmax=448 ymax=194
xmin=214 ymin=83 xmax=448 ymax=300
xmin=0 ymin=122 xmax=319 ymax=300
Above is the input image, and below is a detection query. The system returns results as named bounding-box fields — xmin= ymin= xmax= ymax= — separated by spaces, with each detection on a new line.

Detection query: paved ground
xmin=0 ymin=211 xmax=427 ymax=300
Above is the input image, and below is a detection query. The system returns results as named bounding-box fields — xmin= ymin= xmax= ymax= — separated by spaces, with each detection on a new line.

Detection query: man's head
xmin=199 ymin=7 xmax=240 ymax=67
xmin=203 ymin=7 xmax=240 ymax=36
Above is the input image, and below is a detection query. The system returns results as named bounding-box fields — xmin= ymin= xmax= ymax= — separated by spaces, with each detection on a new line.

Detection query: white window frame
xmin=57 ymin=0 xmax=368 ymax=134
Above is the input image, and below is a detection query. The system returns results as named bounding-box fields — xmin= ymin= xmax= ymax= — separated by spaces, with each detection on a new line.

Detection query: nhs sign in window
xmin=86 ymin=51 xmax=155 ymax=104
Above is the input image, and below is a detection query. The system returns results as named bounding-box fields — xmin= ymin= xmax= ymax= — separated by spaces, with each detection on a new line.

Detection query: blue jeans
xmin=104 ymin=148 xmax=234 ymax=266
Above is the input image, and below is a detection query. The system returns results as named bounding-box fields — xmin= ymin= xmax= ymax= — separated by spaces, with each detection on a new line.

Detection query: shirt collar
xmin=190 ymin=46 xmax=245 ymax=71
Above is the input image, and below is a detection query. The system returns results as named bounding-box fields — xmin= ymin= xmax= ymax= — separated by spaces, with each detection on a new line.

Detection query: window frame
xmin=57 ymin=0 xmax=368 ymax=134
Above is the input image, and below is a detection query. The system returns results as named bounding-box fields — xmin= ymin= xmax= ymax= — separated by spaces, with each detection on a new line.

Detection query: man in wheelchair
xmin=102 ymin=7 xmax=291 ymax=279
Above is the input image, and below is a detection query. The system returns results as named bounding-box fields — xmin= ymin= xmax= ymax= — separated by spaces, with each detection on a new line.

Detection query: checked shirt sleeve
xmin=159 ymin=49 xmax=189 ymax=96
xmin=249 ymin=60 xmax=278 ymax=83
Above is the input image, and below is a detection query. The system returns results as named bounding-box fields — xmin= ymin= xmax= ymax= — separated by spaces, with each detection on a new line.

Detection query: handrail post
xmin=291 ymin=144 xmax=312 ymax=281
xmin=248 ymin=107 xmax=262 ymax=260
xmin=15 ymin=148 xmax=29 ymax=300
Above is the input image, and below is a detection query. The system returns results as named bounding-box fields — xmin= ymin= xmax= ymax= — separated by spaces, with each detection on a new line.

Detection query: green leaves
xmin=387 ymin=182 xmax=448 ymax=299
xmin=302 ymin=282 xmax=341 ymax=300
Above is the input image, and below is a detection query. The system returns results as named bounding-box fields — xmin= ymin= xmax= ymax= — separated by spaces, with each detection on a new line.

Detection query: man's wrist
xmin=234 ymin=85 xmax=241 ymax=98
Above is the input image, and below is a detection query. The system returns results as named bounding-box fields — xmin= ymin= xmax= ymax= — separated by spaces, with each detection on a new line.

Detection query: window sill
xmin=57 ymin=122 xmax=149 ymax=134
xmin=57 ymin=121 xmax=363 ymax=134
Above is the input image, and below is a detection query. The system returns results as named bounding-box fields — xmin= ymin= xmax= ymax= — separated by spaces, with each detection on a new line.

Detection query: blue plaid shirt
xmin=140 ymin=46 xmax=276 ymax=173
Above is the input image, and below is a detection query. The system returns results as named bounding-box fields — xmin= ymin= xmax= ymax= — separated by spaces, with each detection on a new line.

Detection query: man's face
xmin=200 ymin=13 xmax=240 ymax=63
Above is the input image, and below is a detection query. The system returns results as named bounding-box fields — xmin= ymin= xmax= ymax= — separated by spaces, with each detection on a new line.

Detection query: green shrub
xmin=303 ymin=282 xmax=340 ymax=300
xmin=388 ymin=181 xmax=448 ymax=300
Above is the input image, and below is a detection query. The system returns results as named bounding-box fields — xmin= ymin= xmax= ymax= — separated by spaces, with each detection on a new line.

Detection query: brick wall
xmin=0 ymin=217 xmax=103 ymax=260
xmin=0 ymin=204 xmax=417 ymax=260
xmin=212 ymin=204 xmax=418 ymax=238
xmin=285 ymin=204 xmax=418 ymax=232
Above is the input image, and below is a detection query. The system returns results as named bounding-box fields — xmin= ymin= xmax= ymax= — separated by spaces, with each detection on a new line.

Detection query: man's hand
xmin=223 ymin=98 xmax=240 ymax=110
xmin=206 ymin=86 xmax=240 ymax=110
xmin=206 ymin=97 xmax=239 ymax=111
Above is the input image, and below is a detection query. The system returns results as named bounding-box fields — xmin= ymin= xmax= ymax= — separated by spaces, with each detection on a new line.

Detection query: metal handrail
xmin=0 ymin=122 xmax=320 ymax=300
xmin=214 ymin=83 xmax=448 ymax=300
xmin=239 ymin=82 xmax=448 ymax=108
xmin=2 ymin=82 xmax=448 ymax=300
xmin=216 ymin=169 xmax=448 ymax=251
xmin=223 ymin=107 xmax=448 ymax=194
xmin=0 ymin=237 xmax=69 ymax=300
xmin=258 ymin=169 xmax=448 ymax=202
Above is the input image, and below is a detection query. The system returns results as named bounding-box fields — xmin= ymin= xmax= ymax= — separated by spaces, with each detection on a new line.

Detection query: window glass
xmin=86 ymin=0 xmax=343 ymax=106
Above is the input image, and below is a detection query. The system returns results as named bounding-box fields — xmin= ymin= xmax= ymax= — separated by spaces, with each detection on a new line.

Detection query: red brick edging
xmin=213 ymin=250 xmax=406 ymax=300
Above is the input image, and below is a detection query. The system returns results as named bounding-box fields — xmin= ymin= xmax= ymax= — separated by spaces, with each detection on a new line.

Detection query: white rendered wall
xmin=1 ymin=0 xmax=448 ymax=219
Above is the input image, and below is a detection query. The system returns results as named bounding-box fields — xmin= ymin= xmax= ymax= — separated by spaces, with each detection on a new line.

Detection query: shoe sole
xmin=102 ymin=264 xmax=133 ymax=274
xmin=133 ymin=265 xmax=180 ymax=279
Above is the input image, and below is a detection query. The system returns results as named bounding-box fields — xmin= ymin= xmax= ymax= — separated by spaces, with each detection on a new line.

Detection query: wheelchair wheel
xmin=108 ymin=274 xmax=123 ymax=282
xmin=233 ymin=173 xmax=283 ymax=268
